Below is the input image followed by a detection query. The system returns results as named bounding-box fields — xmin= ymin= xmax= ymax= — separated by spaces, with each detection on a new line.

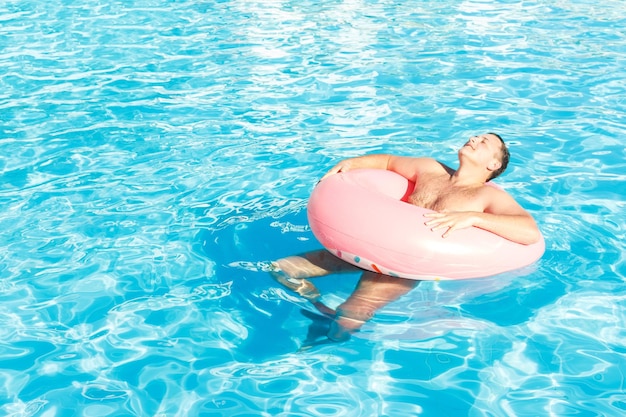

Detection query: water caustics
xmin=1 ymin=0 xmax=626 ymax=416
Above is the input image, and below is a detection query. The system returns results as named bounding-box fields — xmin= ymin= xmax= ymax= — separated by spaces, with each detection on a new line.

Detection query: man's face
xmin=459 ymin=133 xmax=503 ymax=169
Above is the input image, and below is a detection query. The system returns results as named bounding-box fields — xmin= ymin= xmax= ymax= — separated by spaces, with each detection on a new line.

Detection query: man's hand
xmin=423 ymin=211 xmax=480 ymax=238
xmin=320 ymin=160 xmax=353 ymax=182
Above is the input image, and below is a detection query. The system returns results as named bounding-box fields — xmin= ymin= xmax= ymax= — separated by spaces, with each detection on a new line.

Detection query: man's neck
xmin=450 ymin=166 xmax=488 ymax=187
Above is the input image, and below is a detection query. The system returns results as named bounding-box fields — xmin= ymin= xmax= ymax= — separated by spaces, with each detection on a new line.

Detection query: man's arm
xmin=320 ymin=154 xmax=391 ymax=181
xmin=480 ymin=191 xmax=541 ymax=244
xmin=321 ymin=154 xmax=437 ymax=182
xmin=424 ymin=189 xmax=541 ymax=245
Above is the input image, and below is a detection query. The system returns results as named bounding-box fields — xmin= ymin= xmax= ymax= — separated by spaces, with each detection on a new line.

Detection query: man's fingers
xmin=423 ymin=211 xmax=447 ymax=218
xmin=424 ymin=212 xmax=443 ymax=226
xmin=423 ymin=213 xmax=454 ymax=237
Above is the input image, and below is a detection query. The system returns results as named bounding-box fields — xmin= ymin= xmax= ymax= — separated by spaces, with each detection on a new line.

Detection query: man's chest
xmin=407 ymin=176 xmax=485 ymax=212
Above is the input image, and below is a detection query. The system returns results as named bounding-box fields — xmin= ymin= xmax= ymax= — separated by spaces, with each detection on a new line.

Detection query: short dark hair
xmin=487 ymin=132 xmax=509 ymax=181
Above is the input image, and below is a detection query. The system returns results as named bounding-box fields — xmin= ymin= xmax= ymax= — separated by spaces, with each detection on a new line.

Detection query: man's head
xmin=487 ymin=132 xmax=509 ymax=181
xmin=458 ymin=132 xmax=510 ymax=181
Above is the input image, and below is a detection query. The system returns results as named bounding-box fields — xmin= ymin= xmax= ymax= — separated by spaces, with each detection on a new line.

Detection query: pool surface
xmin=1 ymin=0 xmax=625 ymax=416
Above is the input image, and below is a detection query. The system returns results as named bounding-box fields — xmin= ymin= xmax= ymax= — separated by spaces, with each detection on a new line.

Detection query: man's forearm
xmin=321 ymin=154 xmax=391 ymax=180
xmin=424 ymin=211 xmax=541 ymax=245
xmin=474 ymin=213 xmax=541 ymax=245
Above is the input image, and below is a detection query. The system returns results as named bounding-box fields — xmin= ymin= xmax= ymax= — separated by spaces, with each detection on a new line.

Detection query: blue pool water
xmin=1 ymin=0 xmax=625 ymax=415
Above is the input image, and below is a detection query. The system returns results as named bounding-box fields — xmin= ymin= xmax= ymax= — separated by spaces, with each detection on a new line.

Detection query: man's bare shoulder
xmin=481 ymin=183 xmax=515 ymax=200
xmin=481 ymin=184 xmax=528 ymax=215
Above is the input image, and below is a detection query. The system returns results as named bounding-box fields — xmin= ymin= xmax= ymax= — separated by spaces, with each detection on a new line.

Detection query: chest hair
xmin=407 ymin=175 xmax=484 ymax=212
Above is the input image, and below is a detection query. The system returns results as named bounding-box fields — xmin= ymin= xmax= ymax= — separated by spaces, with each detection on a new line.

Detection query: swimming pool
xmin=1 ymin=0 xmax=625 ymax=415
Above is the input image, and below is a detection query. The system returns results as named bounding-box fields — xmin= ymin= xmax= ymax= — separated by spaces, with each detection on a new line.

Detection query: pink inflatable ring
xmin=307 ymin=169 xmax=545 ymax=280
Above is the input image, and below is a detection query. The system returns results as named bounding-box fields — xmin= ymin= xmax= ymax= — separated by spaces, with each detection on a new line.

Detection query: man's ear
xmin=488 ymin=159 xmax=502 ymax=172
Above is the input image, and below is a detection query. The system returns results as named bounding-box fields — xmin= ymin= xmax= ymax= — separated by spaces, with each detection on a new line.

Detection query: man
xmin=271 ymin=133 xmax=541 ymax=343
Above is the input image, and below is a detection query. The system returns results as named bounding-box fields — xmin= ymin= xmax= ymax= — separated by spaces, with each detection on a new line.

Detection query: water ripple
xmin=2 ymin=0 xmax=626 ymax=415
